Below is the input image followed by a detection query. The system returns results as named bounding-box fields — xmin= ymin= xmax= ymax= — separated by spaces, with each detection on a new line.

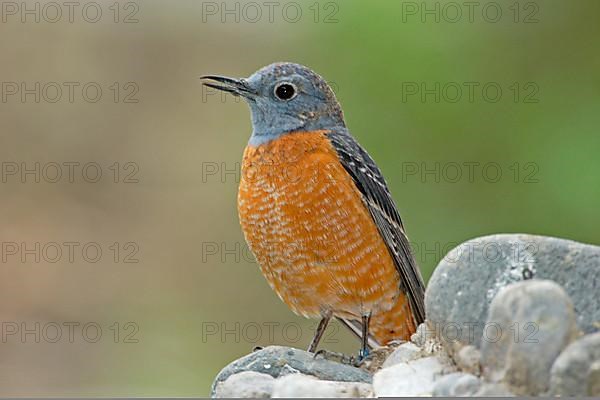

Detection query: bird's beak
xmin=200 ymin=75 xmax=256 ymax=99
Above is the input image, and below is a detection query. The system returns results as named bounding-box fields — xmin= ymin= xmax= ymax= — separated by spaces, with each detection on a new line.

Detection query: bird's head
xmin=202 ymin=62 xmax=345 ymax=145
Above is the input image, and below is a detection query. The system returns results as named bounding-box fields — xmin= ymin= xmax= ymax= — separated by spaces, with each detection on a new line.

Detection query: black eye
xmin=274 ymin=83 xmax=296 ymax=100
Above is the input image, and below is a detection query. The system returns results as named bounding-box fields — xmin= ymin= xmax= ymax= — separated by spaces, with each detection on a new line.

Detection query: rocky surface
xmin=213 ymin=371 xmax=274 ymax=398
xmin=425 ymin=234 xmax=600 ymax=353
xmin=481 ymin=280 xmax=577 ymax=395
xmin=453 ymin=345 xmax=481 ymax=375
xmin=432 ymin=372 xmax=481 ymax=396
xmin=210 ymin=346 xmax=371 ymax=397
xmin=211 ymin=235 xmax=600 ymax=397
xmin=549 ymin=332 xmax=600 ymax=396
xmin=373 ymin=354 xmax=453 ymax=396
xmin=381 ymin=341 xmax=421 ymax=367
xmin=271 ymin=373 xmax=373 ymax=397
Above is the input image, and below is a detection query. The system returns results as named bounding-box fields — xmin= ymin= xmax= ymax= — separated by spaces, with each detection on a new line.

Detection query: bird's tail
xmin=338 ymin=291 xmax=417 ymax=348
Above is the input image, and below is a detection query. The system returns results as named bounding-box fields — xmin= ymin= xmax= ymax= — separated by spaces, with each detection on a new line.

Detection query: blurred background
xmin=0 ymin=0 xmax=598 ymax=396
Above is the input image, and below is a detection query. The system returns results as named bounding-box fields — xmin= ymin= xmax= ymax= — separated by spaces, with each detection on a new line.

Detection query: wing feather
xmin=326 ymin=129 xmax=426 ymax=327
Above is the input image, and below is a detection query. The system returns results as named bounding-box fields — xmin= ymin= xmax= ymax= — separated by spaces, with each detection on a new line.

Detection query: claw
xmin=313 ymin=349 xmax=357 ymax=366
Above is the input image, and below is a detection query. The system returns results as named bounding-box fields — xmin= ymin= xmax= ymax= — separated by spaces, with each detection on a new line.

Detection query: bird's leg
xmin=307 ymin=310 xmax=332 ymax=353
xmin=310 ymin=311 xmax=358 ymax=365
xmin=312 ymin=313 xmax=374 ymax=368
xmin=358 ymin=313 xmax=371 ymax=361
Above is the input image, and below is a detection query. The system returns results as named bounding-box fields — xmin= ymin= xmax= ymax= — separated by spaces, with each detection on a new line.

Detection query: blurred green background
xmin=0 ymin=0 xmax=598 ymax=396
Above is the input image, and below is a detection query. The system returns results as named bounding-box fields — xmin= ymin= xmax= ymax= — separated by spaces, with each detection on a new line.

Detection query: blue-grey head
xmin=202 ymin=62 xmax=346 ymax=145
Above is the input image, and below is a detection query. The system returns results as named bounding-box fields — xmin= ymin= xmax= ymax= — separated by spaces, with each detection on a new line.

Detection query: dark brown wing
xmin=326 ymin=128 xmax=426 ymax=328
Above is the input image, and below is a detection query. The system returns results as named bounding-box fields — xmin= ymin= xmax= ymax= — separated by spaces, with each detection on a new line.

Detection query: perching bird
xmin=202 ymin=62 xmax=425 ymax=360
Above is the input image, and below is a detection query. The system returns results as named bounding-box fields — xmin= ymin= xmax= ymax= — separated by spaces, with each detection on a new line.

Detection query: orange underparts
xmin=237 ymin=130 xmax=415 ymax=343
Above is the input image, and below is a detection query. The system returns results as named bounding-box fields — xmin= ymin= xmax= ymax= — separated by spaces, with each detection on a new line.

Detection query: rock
xmin=382 ymin=342 xmax=421 ymax=368
xmin=373 ymin=356 xmax=447 ymax=396
xmin=410 ymin=323 xmax=428 ymax=346
xmin=279 ymin=364 xmax=301 ymax=376
xmin=481 ymin=280 xmax=577 ymax=395
xmin=550 ymin=332 xmax=600 ymax=396
xmin=210 ymin=346 xmax=372 ymax=397
xmin=425 ymin=234 xmax=599 ymax=352
xmin=271 ymin=374 xmax=373 ymax=398
xmin=474 ymin=382 xmax=515 ymax=396
xmin=357 ymin=346 xmax=396 ymax=373
xmin=410 ymin=322 xmax=444 ymax=354
xmin=454 ymin=345 xmax=481 ymax=375
xmin=432 ymin=372 xmax=481 ymax=396
xmin=214 ymin=371 xmax=274 ymax=398
xmin=432 ymin=371 xmax=516 ymax=396
xmin=590 ymin=364 xmax=600 ymax=395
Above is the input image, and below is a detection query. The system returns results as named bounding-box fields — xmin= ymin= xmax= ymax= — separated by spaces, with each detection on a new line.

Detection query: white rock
xmin=411 ymin=323 xmax=428 ymax=346
xmin=373 ymin=356 xmax=445 ymax=396
xmin=382 ymin=342 xmax=422 ymax=368
xmin=455 ymin=345 xmax=481 ymax=375
xmin=279 ymin=364 xmax=301 ymax=376
xmin=271 ymin=373 xmax=373 ymax=398
xmin=432 ymin=372 xmax=481 ymax=396
xmin=475 ymin=382 xmax=515 ymax=396
xmin=481 ymin=280 xmax=577 ymax=395
xmin=550 ymin=332 xmax=600 ymax=396
xmin=214 ymin=371 xmax=274 ymax=398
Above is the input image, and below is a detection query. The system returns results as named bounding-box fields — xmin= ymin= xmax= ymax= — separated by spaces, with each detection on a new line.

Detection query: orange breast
xmin=237 ymin=130 xmax=402 ymax=322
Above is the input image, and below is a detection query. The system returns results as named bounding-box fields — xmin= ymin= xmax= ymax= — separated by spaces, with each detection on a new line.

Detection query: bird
xmin=201 ymin=62 xmax=425 ymax=360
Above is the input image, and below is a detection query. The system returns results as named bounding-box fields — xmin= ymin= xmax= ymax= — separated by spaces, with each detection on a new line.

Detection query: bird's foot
xmin=356 ymin=346 xmax=397 ymax=372
xmin=313 ymin=349 xmax=357 ymax=366
xmin=312 ymin=348 xmax=389 ymax=372
xmin=353 ymin=349 xmax=374 ymax=369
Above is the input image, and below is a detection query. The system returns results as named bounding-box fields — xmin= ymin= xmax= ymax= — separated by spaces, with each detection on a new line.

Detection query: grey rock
xmin=210 ymin=346 xmax=372 ymax=397
xmin=454 ymin=345 xmax=481 ymax=375
xmin=481 ymin=280 xmax=577 ymax=395
xmin=214 ymin=371 xmax=274 ymax=398
xmin=271 ymin=373 xmax=373 ymax=398
xmin=474 ymin=382 xmax=515 ymax=396
xmin=432 ymin=372 xmax=481 ymax=396
xmin=373 ymin=356 xmax=448 ymax=396
xmin=410 ymin=323 xmax=428 ymax=346
xmin=590 ymin=363 xmax=600 ymax=395
xmin=279 ymin=364 xmax=301 ymax=376
xmin=432 ymin=371 xmax=514 ymax=397
xmin=382 ymin=341 xmax=421 ymax=368
xmin=425 ymin=234 xmax=599 ymax=352
xmin=550 ymin=332 xmax=600 ymax=396
xmin=410 ymin=322 xmax=444 ymax=354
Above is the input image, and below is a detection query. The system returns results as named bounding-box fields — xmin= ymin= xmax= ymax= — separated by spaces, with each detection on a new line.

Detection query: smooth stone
xmin=454 ymin=345 xmax=481 ymax=375
xmin=550 ymin=332 xmax=600 ymax=396
xmin=410 ymin=323 xmax=428 ymax=347
xmin=373 ymin=356 xmax=447 ymax=396
xmin=432 ymin=372 xmax=481 ymax=396
xmin=271 ymin=373 xmax=373 ymax=398
xmin=474 ymin=382 xmax=515 ymax=396
xmin=214 ymin=371 xmax=274 ymax=398
xmin=481 ymin=280 xmax=577 ymax=395
xmin=382 ymin=342 xmax=421 ymax=368
xmin=210 ymin=346 xmax=372 ymax=397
